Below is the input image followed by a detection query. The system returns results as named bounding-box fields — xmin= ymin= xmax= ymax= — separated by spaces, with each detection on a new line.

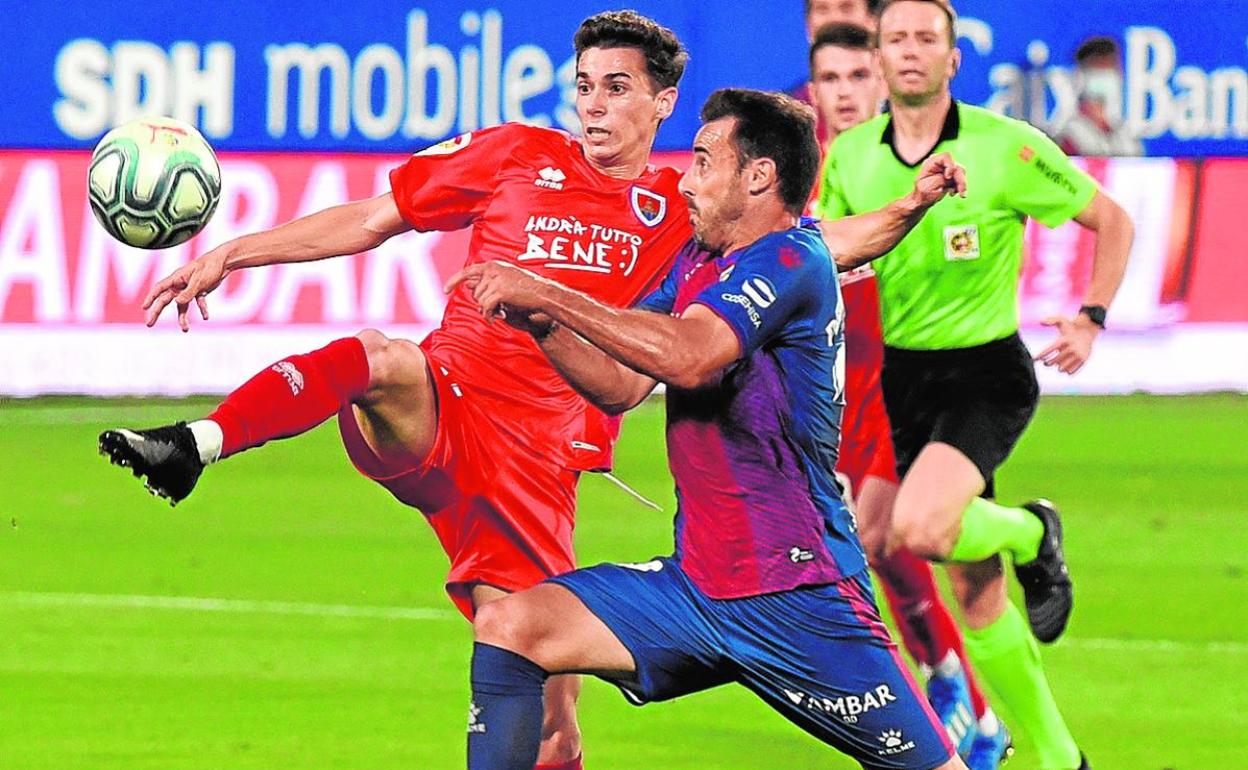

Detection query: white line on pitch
xmin=0 ymin=405 xmax=207 ymax=426
xmin=1056 ymin=636 xmax=1248 ymax=656
xmin=2 ymin=592 xmax=1246 ymax=656
xmin=0 ymin=591 xmax=458 ymax=622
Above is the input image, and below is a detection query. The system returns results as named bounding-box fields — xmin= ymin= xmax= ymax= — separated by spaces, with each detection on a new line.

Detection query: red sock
xmin=875 ymin=548 xmax=989 ymax=718
xmin=208 ymin=337 xmax=370 ymax=459
xmin=535 ymin=754 xmax=582 ymax=770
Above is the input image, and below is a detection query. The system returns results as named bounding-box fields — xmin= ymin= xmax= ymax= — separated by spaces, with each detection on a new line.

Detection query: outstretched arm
xmin=820 ymin=152 xmax=966 ymax=270
xmin=144 ymin=193 xmax=410 ymax=330
xmin=447 ymin=263 xmax=741 ymax=392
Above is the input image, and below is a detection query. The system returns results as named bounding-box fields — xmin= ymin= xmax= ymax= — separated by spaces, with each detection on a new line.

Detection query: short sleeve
xmin=1002 ymin=124 xmax=1098 ymax=228
xmin=813 ymin=143 xmax=851 ymax=220
xmin=388 ymin=124 xmax=525 ymax=232
xmin=635 ymin=239 xmax=706 ymax=314
xmin=692 ymin=234 xmax=825 ymax=357
xmin=635 ymin=262 xmax=679 ymax=315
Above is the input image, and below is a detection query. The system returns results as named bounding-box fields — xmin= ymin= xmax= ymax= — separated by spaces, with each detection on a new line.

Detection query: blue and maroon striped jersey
xmin=637 ymin=221 xmax=866 ymax=599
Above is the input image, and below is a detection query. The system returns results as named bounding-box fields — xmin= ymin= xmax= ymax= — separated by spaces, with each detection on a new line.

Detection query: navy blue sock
xmin=467 ymin=642 xmax=549 ymax=770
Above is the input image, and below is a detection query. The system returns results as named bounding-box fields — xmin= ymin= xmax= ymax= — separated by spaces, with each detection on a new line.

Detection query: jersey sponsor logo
xmin=1032 ymin=155 xmax=1080 ymax=196
xmin=520 ymin=215 xmax=643 ymax=276
xmin=943 ymin=224 xmax=981 ymax=261
xmin=630 ymin=186 xmax=667 ymax=227
xmin=720 ymin=292 xmax=762 ymax=328
xmin=534 ymin=166 xmax=566 ymax=190
xmin=741 ymin=277 xmax=777 ymax=308
xmin=877 ymin=729 xmax=916 ymax=756
xmin=416 ymin=132 xmax=471 ymax=156
xmin=781 ymin=684 xmax=898 ymax=724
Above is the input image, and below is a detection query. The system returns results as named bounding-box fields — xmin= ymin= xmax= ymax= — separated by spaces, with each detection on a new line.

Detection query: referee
xmin=816 ymin=2 xmax=1132 ymax=769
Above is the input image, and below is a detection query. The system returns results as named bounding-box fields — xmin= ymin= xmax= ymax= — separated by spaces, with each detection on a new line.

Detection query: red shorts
xmin=338 ymin=346 xmax=579 ymax=619
xmin=836 ymin=358 xmax=899 ymax=496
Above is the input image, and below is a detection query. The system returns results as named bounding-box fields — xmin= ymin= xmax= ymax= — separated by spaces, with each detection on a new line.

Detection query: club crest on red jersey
xmin=630 ymin=186 xmax=667 ymax=227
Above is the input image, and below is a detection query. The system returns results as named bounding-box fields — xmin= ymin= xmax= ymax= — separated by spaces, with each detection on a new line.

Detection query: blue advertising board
xmin=1 ymin=0 xmax=1244 ymax=156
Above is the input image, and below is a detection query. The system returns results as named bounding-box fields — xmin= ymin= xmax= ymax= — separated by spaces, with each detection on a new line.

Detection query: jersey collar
xmin=879 ymin=100 xmax=961 ymax=168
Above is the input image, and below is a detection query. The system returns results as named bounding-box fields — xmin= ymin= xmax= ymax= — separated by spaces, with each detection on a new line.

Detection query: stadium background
xmin=1 ymin=1 xmax=1245 ymax=768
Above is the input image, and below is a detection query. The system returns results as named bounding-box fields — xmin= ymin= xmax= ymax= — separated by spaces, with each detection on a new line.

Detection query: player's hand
xmin=911 ymin=152 xmax=967 ymax=209
xmin=444 ymin=260 xmax=551 ymax=320
xmin=1034 ymin=314 xmax=1100 ymax=375
xmin=142 ymin=247 xmax=229 ymax=331
xmin=501 ymin=308 xmax=557 ymax=340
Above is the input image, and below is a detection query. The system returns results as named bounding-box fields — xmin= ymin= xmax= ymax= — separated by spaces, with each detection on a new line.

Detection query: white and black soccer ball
xmin=87 ymin=116 xmax=221 ymax=249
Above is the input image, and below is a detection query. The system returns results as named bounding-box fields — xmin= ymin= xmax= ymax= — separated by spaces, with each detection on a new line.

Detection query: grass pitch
xmin=1 ymin=394 xmax=1246 ymax=769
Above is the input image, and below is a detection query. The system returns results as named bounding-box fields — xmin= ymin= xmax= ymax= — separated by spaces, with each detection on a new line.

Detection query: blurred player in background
xmin=449 ymin=87 xmax=966 ymax=770
xmin=819 ymin=2 xmax=1135 ymax=768
xmin=792 ymin=0 xmax=880 ymax=146
xmin=806 ymin=22 xmax=1011 ymax=769
xmin=98 ymin=9 xmax=964 ymax=767
xmin=1053 ymin=36 xmax=1144 ymax=157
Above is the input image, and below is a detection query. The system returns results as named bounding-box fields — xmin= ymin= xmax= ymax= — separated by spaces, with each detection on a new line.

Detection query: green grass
xmin=1 ymin=394 xmax=1246 ymax=769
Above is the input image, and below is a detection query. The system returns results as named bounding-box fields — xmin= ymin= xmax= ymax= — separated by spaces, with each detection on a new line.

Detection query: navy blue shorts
xmin=549 ymin=558 xmax=954 ymax=770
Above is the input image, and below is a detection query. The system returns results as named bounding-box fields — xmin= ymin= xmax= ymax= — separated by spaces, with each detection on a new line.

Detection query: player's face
xmin=806 ymin=0 xmax=875 ymax=39
xmin=576 ymin=47 xmax=676 ymax=173
xmin=877 ymin=1 xmax=959 ymax=106
xmin=809 ymin=45 xmax=883 ymax=134
xmin=679 ymin=117 xmax=748 ymax=253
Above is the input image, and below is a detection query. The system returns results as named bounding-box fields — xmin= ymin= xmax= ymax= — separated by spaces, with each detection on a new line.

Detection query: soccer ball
xmin=87 ymin=116 xmax=222 ymax=249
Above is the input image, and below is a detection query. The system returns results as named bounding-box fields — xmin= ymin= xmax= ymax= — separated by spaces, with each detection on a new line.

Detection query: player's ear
xmin=948 ymin=46 xmax=961 ymax=79
xmin=747 ymin=157 xmax=777 ymax=197
xmin=655 ymin=87 xmax=678 ymax=121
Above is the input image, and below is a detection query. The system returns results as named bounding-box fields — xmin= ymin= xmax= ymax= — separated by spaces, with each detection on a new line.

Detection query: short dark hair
xmin=809 ymin=23 xmax=876 ymax=72
xmin=1075 ymin=36 xmax=1120 ymax=64
xmin=803 ymin=0 xmax=882 ymax=16
xmin=574 ymin=11 xmax=688 ymax=91
xmin=700 ymin=89 xmax=820 ymax=216
xmin=877 ymin=0 xmax=957 ymax=47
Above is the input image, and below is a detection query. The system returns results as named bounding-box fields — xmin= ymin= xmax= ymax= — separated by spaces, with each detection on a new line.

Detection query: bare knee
xmin=890 ymin=502 xmax=960 ymax=561
xmin=355 ymin=329 xmax=426 ymax=394
xmin=355 ymin=328 xmax=390 ymax=358
xmin=473 ymin=596 xmax=546 ymax=659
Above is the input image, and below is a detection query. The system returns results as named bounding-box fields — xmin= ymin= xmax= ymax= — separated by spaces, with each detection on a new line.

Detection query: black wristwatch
xmin=1078 ymin=304 xmax=1107 ymax=329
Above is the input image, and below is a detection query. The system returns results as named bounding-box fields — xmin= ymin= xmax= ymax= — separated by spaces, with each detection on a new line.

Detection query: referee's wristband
xmin=1078 ymin=304 xmax=1107 ymax=329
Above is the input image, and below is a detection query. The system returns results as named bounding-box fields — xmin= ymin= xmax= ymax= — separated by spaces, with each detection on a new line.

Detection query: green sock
xmin=947 ymin=497 xmax=1044 ymax=563
xmin=966 ymin=605 xmax=1081 ymax=770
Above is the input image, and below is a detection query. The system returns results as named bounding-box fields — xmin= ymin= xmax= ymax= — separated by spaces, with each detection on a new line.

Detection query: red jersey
xmin=389 ymin=124 xmax=691 ymax=471
xmin=839 ymin=266 xmax=884 ymax=374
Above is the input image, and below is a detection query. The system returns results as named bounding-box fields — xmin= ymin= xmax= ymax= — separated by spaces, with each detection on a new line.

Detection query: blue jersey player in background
xmin=448 ymin=88 xmax=966 ymax=770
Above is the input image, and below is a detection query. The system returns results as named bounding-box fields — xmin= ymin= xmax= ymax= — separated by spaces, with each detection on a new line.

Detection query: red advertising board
xmin=0 ymin=150 xmax=1244 ymax=394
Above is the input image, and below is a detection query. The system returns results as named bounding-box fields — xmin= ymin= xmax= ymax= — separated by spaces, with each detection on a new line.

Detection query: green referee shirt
xmin=816 ymin=102 xmax=1097 ymax=350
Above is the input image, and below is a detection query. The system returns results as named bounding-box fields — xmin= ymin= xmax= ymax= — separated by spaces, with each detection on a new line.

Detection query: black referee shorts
xmin=881 ymin=333 xmax=1039 ymax=499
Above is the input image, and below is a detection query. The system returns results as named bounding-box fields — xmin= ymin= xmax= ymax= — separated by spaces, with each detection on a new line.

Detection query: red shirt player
xmin=99 ymin=13 xmax=691 ymax=770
